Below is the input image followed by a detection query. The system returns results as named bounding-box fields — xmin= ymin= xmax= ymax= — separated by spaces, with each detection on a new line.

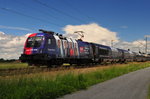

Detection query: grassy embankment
xmin=0 ymin=62 xmax=28 ymax=69
xmin=0 ymin=62 xmax=150 ymax=99
xmin=148 ymin=85 xmax=150 ymax=99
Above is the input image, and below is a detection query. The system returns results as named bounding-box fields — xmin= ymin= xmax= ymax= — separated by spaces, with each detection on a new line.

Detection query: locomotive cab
xmin=24 ymin=33 xmax=44 ymax=55
xmin=19 ymin=30 xmax=64 ymax=66
xmin=20 ymin=33 xmax=50 ymax=65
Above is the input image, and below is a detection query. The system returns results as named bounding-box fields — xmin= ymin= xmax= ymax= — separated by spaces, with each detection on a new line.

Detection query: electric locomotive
xmin=20 ymin=29 xmax=149 ymax=67
xmin=20 ymin=29 xmax=91 ymax=66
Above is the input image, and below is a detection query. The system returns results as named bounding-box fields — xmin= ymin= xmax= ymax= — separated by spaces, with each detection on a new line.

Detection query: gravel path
xmin=59 ymin=67 xmax=150 ymax=99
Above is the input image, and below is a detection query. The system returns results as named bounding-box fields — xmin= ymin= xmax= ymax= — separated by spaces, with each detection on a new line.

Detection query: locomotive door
xmin=47 ymin=37 xmax=57 ymax=57
xmin=57 ymin=39 xmax=64 ymax=58
xmin=53 ymin=35 xmax=64 ymax=58
xmin=95 ymin=46 xmax=99 ymax=61
xmin=91 ymin=44 xmax=99 ymax=62
xmin=62 ymin=40 xmax=68 ymax=58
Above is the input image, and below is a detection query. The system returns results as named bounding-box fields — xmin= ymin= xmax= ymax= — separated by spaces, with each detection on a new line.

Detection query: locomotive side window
xmin=48 ymin=39 xmax=55 ymax=45
xmin=48 ymin=39 xmax=51 ymax=44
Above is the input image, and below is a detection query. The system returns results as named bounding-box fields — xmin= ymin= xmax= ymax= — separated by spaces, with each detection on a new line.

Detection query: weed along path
xmin=59 ymin=67 xmax=150 ymax=99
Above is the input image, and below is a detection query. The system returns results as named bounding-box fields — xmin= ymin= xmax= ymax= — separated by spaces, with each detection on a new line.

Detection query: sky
xmin=0 ymin=0 xmax=150 ymax=59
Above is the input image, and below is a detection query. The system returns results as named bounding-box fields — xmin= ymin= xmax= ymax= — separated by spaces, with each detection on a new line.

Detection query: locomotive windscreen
xmin=26 ymin=36 xmax=43 ymax=48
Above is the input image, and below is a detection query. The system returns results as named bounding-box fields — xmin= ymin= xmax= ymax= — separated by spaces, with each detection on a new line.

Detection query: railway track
xmin=0 ymin=66 xmax=70 ymax=76
xmin=0 ymin=63 xmax=102 ymax=76
xmin=0 ymin=62 xmax=147 ymax=76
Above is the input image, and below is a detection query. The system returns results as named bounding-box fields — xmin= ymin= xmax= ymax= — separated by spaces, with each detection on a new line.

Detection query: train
xmin=19 ymin=29 xmax=150 ymax=67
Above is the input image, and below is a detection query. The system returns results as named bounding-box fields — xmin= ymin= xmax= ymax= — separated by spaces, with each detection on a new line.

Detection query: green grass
xmin=0 ymin=62 xmax=150 ymax=99
xmin=0 ymin=62 xmax=28 ymax=69
xmin=148 ymin=85 xmax=150 ymax=99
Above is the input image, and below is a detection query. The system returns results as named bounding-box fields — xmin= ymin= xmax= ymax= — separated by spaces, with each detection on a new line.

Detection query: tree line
xmin=0 ymin=58 xmax=17 ymax=63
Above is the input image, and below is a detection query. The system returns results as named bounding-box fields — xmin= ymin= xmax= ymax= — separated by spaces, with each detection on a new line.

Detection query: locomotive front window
xmin=26 ymin=37 xmax=34 ymax=47
xmin=34 ymin=36 xmax=43 ymax=47
xmin=26 ymin=36 xmax=43 ymax=47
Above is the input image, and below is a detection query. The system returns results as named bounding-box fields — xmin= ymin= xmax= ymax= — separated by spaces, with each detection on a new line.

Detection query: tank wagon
xmin=20 ymin=29 xmax=149 ymax=66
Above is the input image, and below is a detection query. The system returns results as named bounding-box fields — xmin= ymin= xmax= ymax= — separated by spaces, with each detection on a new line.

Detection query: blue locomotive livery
xmin=20 ymin=29 xmax=150 ymax=66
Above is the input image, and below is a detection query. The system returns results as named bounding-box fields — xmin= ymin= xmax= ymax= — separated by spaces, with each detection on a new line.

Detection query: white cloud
xmin=114 ymin=40 xmax=148 ymax=53
xmin=0 ymin=31 xmax=30 ymax=59
xmin=63 ymin=23 xmax=119 ymax=46
xmin=63 ymin=23 xmax=149 ymax=53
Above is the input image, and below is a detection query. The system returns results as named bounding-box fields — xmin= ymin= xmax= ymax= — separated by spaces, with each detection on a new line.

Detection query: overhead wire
xmin=60 ymin=0 xmax=97 ymax=22
xmin=0 ymin=7 xmax=63 ymax=27
xmin=15 ymin=0 xmax=67 ymax=23
xmin=32 ymin=0 xmax=86 ymax=23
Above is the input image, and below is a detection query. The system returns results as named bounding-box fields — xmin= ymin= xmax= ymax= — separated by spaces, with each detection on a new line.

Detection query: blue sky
xmin=0 ymin=0 xmax=150 ymax=42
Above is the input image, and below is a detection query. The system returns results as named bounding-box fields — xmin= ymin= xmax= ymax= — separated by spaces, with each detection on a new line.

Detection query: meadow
xmin=0 ymin=62 xmax=150 ymax=99
xmin=148 ymin=85 xmax=150 ymax=99
xmin=0 ymin=62 xmax=28 ymax=69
